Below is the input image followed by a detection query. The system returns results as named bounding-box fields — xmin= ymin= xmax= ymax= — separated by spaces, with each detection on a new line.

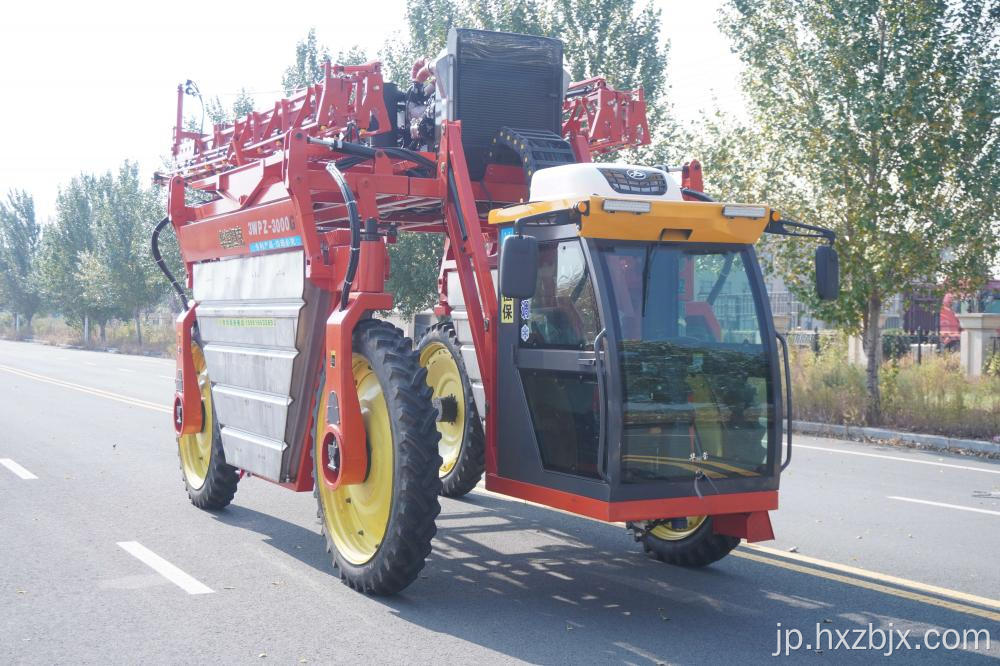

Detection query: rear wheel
xmin=417 ymin=322 xmax=485 ymax=498
xmin=630 ymin=516 xmax=738 ymax=567
xmin=177 ymin=344 xmax=239 ymax=510
xmin=314 ymin=319 xmax=441 ymax=595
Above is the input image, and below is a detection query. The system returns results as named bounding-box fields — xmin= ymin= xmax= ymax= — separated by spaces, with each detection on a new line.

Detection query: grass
xmin=0 ymin=314 xmax=174 ymax=357
xmin=790 ymin=334 xmax=1000 ymax=441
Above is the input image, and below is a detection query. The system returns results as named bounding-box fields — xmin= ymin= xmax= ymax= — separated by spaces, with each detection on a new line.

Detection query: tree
xmin=0 ymin=190 xmax=42 ymax=337
xmin=721 ymin=0 xmax=1000 ymax=422
xmin=77 ymin=162 xmax=165 ymax=348
xmin=36 ymin=174 xmax=119 ymax=344
xmin=205 ymin=89 xmax=256 ymax=125
xmin=282 ymin=28 xmax=331 ymax=95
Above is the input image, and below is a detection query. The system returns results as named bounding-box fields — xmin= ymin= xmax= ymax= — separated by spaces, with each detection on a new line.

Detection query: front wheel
xmin=630 ymin=516 xmax=738 ymax=567
xmin=314 ymin=320 xmax=442 ymax=595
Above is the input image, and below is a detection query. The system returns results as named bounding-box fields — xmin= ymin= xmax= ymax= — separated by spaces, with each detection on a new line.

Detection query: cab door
xmin=496 ymin=224 xmax=610 ymax=498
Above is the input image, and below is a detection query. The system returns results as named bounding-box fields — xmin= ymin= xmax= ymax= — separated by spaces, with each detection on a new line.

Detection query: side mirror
xmin=815 ymin=245 xmax=840 ymax=301
xmin=500 ymin=234 xmax=538 ymax=299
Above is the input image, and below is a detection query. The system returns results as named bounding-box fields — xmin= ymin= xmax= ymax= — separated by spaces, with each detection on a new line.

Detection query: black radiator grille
xmin=452 ymin=29 xmax=564 ymax=179
xmin=599 ymin=168 xmax=668 ymax=195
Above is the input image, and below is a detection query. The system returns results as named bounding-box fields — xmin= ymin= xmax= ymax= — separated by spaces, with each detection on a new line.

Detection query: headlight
xmin=602 ymin=199 xmax=652 ymax=214
xmin=722 ymin=205 xmax=767 ymax=219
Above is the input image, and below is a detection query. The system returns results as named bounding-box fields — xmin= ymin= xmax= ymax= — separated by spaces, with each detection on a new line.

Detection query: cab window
xmin=520 ymin=240 xmax=599 ymax=349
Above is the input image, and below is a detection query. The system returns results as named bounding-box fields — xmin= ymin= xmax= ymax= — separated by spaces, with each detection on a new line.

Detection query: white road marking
xmin=119 ymin=368 xmax=135 ymax=373
xmin=85 ymin=362 xmax=97 ymax=366
xmin=887 ymin=495 xmax=1000 ymax=517
xmin=157 ymin=375 xmax=175 ymax=380
xmin=797 ymin=443 xmax=1000 ymax=475
xmin=0 ymin=458 xmax=38 ymax=480
xmin=116 ymin=541 xmax=213 ymax=595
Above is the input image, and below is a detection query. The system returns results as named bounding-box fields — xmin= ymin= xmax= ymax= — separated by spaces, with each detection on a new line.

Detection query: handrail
xmin=776 ymin=332 xmax=793 ymax=470
xmin=593 ymin=328 xmax=608 ymax=480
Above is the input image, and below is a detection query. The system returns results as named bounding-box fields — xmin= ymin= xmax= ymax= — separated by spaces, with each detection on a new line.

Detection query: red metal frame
xmin=562 ymin=77 xmax=651 ymax=155
xmin=165 ymin=61 xmax=769 ymax=529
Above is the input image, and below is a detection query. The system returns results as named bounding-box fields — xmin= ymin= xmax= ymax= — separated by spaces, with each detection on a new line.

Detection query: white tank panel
xmin=528 ymin=163 xmax=683 ymax=202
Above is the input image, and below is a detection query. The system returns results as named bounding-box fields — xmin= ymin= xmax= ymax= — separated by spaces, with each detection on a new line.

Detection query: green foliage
xmin=0 ymin=189 xmax=43 ymax=333
xmin=75 ymin=162 xmax=166 ymax=346
xmin=386 ymin=234 xmax=446 ymax=317
xmin=205 ymin=89 xmax=256 ymax=125
xmin=719 ymin=0 xmax=1000 ymax=421
xmin=791 ymin=342 xmax=1000 ymax=439
xmin=879 ymin=354 xmax=1000 ymax=440
xmin=880 ymin=328 xmax=910 ymax=361
xmin=282 ymin=28 xmax=331 ymax=95
xmin=985 ymin=351 xmax=1000 ymax=378
xmin=789 ymin=336 xmax=868 ymax=425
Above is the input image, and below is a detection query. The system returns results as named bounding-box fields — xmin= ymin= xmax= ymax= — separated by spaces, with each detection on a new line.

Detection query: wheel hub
xmin=434 ymin=395 xmax=459 ymax=423
xmin=327 ymin=436 xmax=341 ymax=473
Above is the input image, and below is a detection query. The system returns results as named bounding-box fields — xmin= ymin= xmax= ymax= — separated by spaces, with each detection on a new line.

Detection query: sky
xmin=0 ymin=0 xmax=744 ymax=222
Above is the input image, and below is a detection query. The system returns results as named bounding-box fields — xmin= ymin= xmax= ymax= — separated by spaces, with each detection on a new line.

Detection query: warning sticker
xmin=501 ymin=297 xmax=515 ymax=323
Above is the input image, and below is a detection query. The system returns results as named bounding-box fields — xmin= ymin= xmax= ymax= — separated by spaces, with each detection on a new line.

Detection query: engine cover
xmin=529 ymin=163 xmax=683 ymax=203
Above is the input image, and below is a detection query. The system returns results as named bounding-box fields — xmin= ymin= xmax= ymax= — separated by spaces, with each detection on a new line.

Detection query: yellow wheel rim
xmin=419 ymin=341 xmax=465 ymax=477
xmin=177 ymin=345 xmax=213 ymax=490
xmin=316 ymin=354 xmax=394 ymax=566
xmin=650 ymin=516 xmax=708 ymax=541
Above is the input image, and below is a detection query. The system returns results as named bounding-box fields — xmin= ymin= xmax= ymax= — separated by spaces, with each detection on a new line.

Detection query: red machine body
xmin=166 ymin=49 xmax=774 ymax=545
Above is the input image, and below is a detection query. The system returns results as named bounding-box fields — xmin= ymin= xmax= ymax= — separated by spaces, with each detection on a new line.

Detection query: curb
xmin=793 ymin=420 xmax=1000 ymax=456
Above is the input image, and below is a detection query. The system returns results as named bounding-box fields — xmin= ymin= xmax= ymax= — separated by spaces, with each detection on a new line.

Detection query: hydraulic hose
xmin=310 ymin=137 xmax=439 ymax=309
xmin=325 ymin=162 xmax=362 ymax=311
xmin=151 ymin=216 xmax=189 ymax=311
xmin=680 ymin=187 xmax=715 ymax=202
xmin=307 ymin=137 xmax=437 ymax=173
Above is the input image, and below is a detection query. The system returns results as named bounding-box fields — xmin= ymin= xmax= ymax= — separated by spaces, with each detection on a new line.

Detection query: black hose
xmin=680 ymin=187 xmax=716 ymax=202
xmin=151 ymin=216 xmax=189 ymax=311
xmin=326 ymin=162 xmax=362 ymax=311
xmin=308 ymin=137 xmax=437 ymax=173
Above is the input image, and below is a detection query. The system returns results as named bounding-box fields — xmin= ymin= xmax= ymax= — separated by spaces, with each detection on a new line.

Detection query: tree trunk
xmin=24 ymin=314 xmax=33 ymax=340
xmin=83 ymin=315 xmax=90 ymax=348
xmin=99 ymin=321 xmax=107 ymax=345
xmin=134 ymin=309 xmax=143 ymax=349
xmin=862 ymin=294 xmax=882 ymax=425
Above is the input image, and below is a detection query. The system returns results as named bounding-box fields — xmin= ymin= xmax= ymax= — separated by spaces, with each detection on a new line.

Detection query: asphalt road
xmin=1 ymin=339 xmax=998 ymax=664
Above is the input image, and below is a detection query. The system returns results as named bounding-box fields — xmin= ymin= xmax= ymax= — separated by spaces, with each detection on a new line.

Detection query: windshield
xmin=597 ymin=243 xmax=775 ymax=483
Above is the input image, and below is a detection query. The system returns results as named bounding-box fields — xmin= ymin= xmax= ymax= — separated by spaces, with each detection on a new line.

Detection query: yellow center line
xmin=0 ymin=363 xmax=171 ymax=414
xmin=731 ymin=550 xmax=1000 ymax=623
xmin=743 ymin=543 xmax=1000 ymax=612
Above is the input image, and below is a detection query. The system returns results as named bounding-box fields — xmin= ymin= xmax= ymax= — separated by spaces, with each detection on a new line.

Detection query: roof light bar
xmin=603 ymin=199 xmax=652 ymax=214
xmin=722 ymin=205 xmax=767 ymax=219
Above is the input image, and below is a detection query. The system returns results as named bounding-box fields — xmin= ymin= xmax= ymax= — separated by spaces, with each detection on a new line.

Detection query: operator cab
xmin=491 ymin=163 xmax=783 ymax=506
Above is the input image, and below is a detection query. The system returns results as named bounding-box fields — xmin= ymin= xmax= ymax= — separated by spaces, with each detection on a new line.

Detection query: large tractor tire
xmin=417 ymin=322 xmax=486 ymax=498
xmin=314 ymin=319 xmax=442 ymax=595
xmin=177 ymin=344 xmax=240 ymax=510
xmin=630 ymin=516 xmax=739 ymax=567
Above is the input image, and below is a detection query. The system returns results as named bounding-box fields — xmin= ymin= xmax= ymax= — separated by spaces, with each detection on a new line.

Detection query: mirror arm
xmin=765 ymin=218 xmax=836 ymax=244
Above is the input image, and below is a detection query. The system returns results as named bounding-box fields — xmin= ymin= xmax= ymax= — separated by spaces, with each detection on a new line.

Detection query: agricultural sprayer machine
xmin=156 ymin=28 xmax=839 ymax=595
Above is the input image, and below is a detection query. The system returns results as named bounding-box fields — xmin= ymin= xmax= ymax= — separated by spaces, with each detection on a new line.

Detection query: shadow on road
xmin=213 ymin=490 xmax=998 ymax=663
